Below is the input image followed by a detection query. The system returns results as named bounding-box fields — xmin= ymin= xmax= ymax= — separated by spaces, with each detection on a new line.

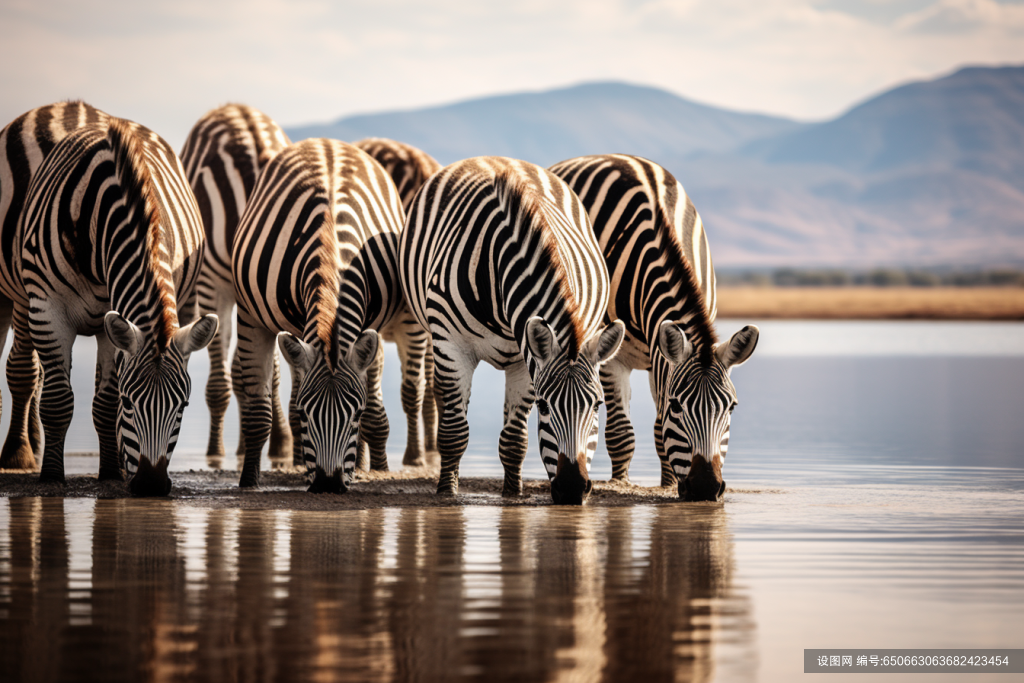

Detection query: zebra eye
xmin=536 ymin=399 xmax=550 ymax=416
xmin=669 ymin=398 xmax=682 ymax=413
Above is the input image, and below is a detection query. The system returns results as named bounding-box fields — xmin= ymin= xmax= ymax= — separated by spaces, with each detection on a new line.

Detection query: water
xmin=2 ymin=321 xmax=1024 ymax=681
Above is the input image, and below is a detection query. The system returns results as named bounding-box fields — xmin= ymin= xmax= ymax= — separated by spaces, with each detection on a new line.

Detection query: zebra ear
xmin=279 ymin=333 xmax=314 ymax=372
xmin=658 ymin=320 xmax=693 ymax=366
xmin=174 ymin=314 xmax=219 ymax=356
xmin=104 ymin=311 xmax=143 ymax=358
xmin=526 ymin=317 xmax=559 ymax=366
xmin=585 ymin=320 xmax=625 ymax=366
xmin=346 ymin=329 xmax=380 ymax=374
xmin=715 ymin=325 xmax=759 ymax=369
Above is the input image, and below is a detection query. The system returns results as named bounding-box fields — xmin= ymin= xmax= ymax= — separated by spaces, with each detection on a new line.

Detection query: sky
xmin=2 ymin=0 xmax=1023 ymax=149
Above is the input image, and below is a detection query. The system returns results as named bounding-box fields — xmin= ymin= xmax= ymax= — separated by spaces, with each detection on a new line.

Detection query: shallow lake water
xmin=2 ymin=320 xmax=1024 ymax=681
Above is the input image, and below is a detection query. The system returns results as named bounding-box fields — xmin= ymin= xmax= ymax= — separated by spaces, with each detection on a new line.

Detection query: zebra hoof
xmin=402 ymin=453 xmax=425 ymax=468
xmin=97 ymin=468 xmax=125 ymax=482
xmin=0 ymin=442 xmax=38 ymax=470
xmin=38 ymin=471 xmax=66 ymax=485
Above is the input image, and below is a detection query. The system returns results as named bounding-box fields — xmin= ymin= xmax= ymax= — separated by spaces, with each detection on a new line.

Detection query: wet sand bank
xmin=0 ymin=467 xmax=776 ymax=507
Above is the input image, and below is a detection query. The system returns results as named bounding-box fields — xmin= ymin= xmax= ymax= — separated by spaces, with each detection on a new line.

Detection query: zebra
xmin=400 ymin=157 xmax=625 ymax=505
xmin=0 ymin=101 xmax=112 ymax=470
xmin=16 ymin=113 xmax=217 ymax=494
xmin=179 ymin=104 xmax=293 ymax=469
xmin=549 ymin=154 xmax=758 ymax=501
xmin=232 ymin=138 xmax=427 ymax=492
xmin=352 ymin=137 xmax=441 ymax=467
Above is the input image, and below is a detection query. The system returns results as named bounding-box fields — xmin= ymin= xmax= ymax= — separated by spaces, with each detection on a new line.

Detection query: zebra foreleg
xmin=236 ymin=312 xmax=278 ymax=488
xmin=432 ymin=342 xmax=475 ymax=497
xmin=32 ymin=316 xmax=76 ymax=483
xmin=498 ymin=362 xmax=533 ymax=497
xmin=653 ymin=413 xmax=676 ymax=487
xmin=0 ymin=306 xmax=40 ymax=470
xmin=387 ymin=315 xmax=429 ymax=467
xmin=357 ymin=339 xmax=389 ymax=471
xmin=93 ymin=334 xmax=124 ymax=480
xmin=267 ymin=349 xmax=294 ymax=468
xmin=600 ymin=359 xmax=635 ymax=482
xmin=422 ymin=344 xmax=439 ymax=461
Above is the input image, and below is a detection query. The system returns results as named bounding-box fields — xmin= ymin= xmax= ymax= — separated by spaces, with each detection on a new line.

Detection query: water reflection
xmin=0 ymin=499 xmax=752 ymax=682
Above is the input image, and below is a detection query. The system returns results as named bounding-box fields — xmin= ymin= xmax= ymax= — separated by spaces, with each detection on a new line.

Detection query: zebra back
xmin=0 ymin=101 xmax=110 ymax=304
xmin=21 ymin=117 xmax=205 ymax=344
xmin=180 ymin=104 xmax=291 ymax=284
xmin=232 ymin=138 xmax=405 ymax=363
xmin=352 ymin=138 xmax=441 ymax=212
xmin=402 ymin=156 xmax=608 ymax=360
xmin=549 ymin=154 xmax=717 ymax=362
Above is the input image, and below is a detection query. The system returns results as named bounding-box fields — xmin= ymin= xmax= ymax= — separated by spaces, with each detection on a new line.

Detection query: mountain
xmin=286 ymin=82 xmax=801 ymax=167
xmin=286 ymin=68 xmax=1024 ymax=268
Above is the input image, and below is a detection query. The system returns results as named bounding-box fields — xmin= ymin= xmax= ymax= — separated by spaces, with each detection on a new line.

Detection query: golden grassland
xmin=716 ymin=287 xmax=1024 ymax=320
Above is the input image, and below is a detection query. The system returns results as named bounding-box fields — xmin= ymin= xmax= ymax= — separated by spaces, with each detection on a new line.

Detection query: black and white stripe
xmin=353 ymin=137 xmax=442 ymax=467
xmin=0 ymin=101 xmax=110 ymax=470
xmin=180 ymin=104 xmax=293 ymax=468
xmin=400 ymin=156 xmax=624 ymax=505
xmin=14 ymin=110 xmax=217 ymax=494
xmin=232 ymin=138 xmax=426 ymax=492
xmin=550 ymin=154 xmax=758 ymax=500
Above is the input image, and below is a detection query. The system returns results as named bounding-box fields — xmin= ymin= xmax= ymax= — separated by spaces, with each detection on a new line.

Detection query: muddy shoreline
xmin=0 ymin=467 xmax=775 ymax=508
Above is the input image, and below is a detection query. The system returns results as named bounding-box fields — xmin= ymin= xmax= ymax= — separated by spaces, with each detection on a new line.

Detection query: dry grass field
xmin=716 ymin=287 xmax=1024 ymax=320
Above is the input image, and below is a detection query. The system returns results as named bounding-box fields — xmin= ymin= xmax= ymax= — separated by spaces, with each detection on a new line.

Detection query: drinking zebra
xmin=16 ymin=113 xmax=217 ymax=494
xmin=353 ymin=137 xmax=441 ymax=467
xmin=232 ymin=138 xmax=427 ymax=492
xmin=0 ymin=101 xmax=111 ymax=470
xmin=550 ymin=154 xmax=758 ymax=501
xmin=180 ymin=104 xmax=293 ymax=469
xmin=400 ymin=157 xmax=625 ymax=505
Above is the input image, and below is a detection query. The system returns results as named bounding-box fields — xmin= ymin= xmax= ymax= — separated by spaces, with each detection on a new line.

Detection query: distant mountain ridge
xmin=286 ymin=68 xmax=1024 ymax=267
xmin=287 ymin=82 xmax=802 ymax=166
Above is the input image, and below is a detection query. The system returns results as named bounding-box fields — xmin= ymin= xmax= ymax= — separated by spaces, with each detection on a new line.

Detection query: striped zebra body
xmin=180 ymin=104 xmax=293 ymax=469
xmin=0 ymin=101 xmax=110 ymax=470
xmin=353 ymin=137 xmax=442 ymax=467
xmin=232 ymin=138 xmax=425 ymax=492
xmin=550 ymin=154 xmax=758 ymax=500
xmin=400 ymin=157 xmax=624 ymax=504
xmin=17 ymin=115 xmax=217 ymax=494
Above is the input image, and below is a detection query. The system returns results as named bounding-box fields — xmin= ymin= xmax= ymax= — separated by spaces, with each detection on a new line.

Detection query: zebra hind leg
xmin=422 ymin=344 xmax=440 ymax=465
xmin=497 ymin=362 xmax=533 ymax=497
xmin=0 ymin=306 xmax=41 ymax=470
xmin=203 ymin=288 xmax=234 ymax=469
xmin=386 ymin=316 xmax=428 ymax=467
xmin=600 ymin=359 xmax=635 ymax=482
xmin=93 ymin=334 xmax=124 ymax=480
xmin=431 ymin=341 xmax=475 ymax=497
xmin=358 ymin=339 xmax=389 ymax=471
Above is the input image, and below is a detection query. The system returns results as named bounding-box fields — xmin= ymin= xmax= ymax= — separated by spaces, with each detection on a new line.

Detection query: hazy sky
xmin=2 ymin=0 xmax=1023 ymax=148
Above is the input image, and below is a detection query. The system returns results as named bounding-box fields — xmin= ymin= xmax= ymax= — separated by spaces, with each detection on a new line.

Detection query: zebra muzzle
xmin=679 ymin=454 xmax=725 ymax=502
xmin=551 ymin=452 xmax=592 ymax=505
xmin=308 ymin=466 xmax=348 ymax=494
xmin=129 ymin=456 xmax=172 ymax=497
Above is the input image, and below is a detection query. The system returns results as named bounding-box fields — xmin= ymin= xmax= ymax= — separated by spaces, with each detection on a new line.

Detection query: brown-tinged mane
xmin=652 ymin=178 xmax=718 ymax=364
xmin=496 ymin=169 xmax=586 ymax=360
xmin=107 ymin=118 xmax=178 ymax=350
xmin=313 ymin=190 xmax=340 ymax=364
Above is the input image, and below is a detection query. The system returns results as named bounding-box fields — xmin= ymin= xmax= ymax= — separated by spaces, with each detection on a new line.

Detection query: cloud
xmin=898 ymin=0 xmax=1024 ymax=33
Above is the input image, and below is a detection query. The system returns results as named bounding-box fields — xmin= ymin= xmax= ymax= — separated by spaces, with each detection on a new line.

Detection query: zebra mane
xmin=314 ymin=195 xmax=341 ymax=365
xmin=495 ymin=169 xmax=585 ymax=360
xmin=653 ymin=181 xmax=718 ymax=364
xmin=107 ymin=118 xmax=178 ymax=351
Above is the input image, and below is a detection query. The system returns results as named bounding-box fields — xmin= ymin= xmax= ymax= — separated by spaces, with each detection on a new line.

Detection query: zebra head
xmin=278 ymin=329 xmax=379 ymax=494
xmin=526 ymin=317 xmax=625 ymax=505
xmin=104 ymin=311 xmax=219 ymax=497
xmin=657 ymin=321 xmax=759 ymax=502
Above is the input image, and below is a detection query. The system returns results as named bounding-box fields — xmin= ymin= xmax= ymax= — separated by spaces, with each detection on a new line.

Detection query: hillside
xmin=286 ymin=81 xmax=801 ymax=166
xmin=286 ymin=68 xmax=1024 ymax=268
